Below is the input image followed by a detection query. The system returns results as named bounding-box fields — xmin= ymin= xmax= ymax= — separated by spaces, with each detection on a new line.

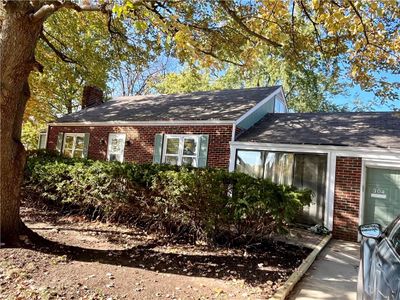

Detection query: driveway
xmin=288 ymin=239 xmax=359 ymax=300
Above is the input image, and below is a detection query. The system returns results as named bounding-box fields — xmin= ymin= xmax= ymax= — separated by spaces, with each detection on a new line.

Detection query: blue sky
xmin=332 ymin=72 xmax=399 ymax=111
xmin=169 ymin=60 xmax=399 ymax=112
xmin=111 ymin=55 xmax=399 ymax=112
xmin=333 ymin=86 xmax=394 ymax=111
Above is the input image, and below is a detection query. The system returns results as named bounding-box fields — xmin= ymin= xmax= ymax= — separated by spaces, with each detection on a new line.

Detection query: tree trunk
xmin=0 ymin=2 xmax=43 ymax=245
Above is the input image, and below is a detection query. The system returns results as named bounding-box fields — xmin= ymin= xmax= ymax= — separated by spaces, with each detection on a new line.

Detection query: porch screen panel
xmin=235 ymin=150 xmax=264 ymax=178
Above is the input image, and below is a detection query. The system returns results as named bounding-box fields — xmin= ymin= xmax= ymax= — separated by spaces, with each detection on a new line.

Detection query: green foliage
xmin=24 ymin=151 xmax=312 ymax=244
xmin=29 ymin=10 xmax=113 ymax=122
xmin=117 ymin=0 xmax=399 ymax=104
xmin=21 ymin=121 xmax=46 ymax=150
xmin=154 ymin=62 xmax=346 ymax=113
xmin=26 ymin=9 xmax=160 ymax=123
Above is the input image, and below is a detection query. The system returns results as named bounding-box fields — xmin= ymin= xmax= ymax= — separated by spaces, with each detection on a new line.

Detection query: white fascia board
xmin=234 ymin=88 xmax=282 ymax=126
xmin=48 ymin=120 xmax=235 ymax=127
xmin=230 ymin=141 xmax=400 ymax=158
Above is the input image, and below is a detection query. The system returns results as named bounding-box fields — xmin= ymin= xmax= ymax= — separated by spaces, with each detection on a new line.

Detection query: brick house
xmin=42 ymin=86 xmax=400 ymax=241
xmin=229 ymin=112 xmax=400 ymax=241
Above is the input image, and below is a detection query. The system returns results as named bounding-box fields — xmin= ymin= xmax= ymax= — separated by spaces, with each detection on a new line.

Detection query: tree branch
xmin=31 ymin=0 xmax=110 ymax=23
xmin=347 ymin=0 xmax=369 ymax=44
xmin=218 ymin=0 xmax=282 ymax=48
xmin=31 ymin=2 xmax=61 ymax=22
xmin=298 ymin=0 xmax=324 ymax=53
xmin=39 ymin=32 xmax=78 ymax=64
xmin=195 ymin=47 xmax=244 ymax=66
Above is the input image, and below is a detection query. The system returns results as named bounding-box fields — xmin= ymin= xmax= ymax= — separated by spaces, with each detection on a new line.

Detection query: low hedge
xmin=23 ymin=150 xmax=312 ymax=244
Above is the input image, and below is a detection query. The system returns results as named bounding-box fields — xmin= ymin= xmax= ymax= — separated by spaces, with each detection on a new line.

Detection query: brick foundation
xmin=333 ymin=156 xmax=362 ymax=241
xmin=47 ymin=125 xmax=233 ymax=169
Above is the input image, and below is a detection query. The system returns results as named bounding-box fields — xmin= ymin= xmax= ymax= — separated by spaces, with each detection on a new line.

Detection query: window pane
xmin=264 ymin=152 xmax=294 ymax=185
xmin=107 ymin=134 xmax=125 ymax=162
xmin=73 ymin=149 xmax=83 ymax=158
xmin=293 ymin=154 xmax=327 ymax=224
xmin=274 ymin=99 xmax=285 ymax=113
xmin=390 ymin=225 xmax=400 ymax=255
xmin=39 ymin=134 xmax=46 ymax=149
xmin=64 ymin=149 xmax=73 ymax=158
xmin=109 ymin=153 xmax=122 ymax=162
xmin=64 ymin=136 xmax=74 ymax=150
xmin=166 ymin=138 xmax=179 ymax=154
xmin=385 ymin=216 xmax=400 ymax=237
xmin=165 ymin=156 xmax=178 ymax=165
xmin=110 ymin=137 xmax=124 ymax=153
xmin=75 ymin=136 xmax=85 ymax=150
xmin=182 ymin=157 xmax=196 ymax=167
xmin=235 ymin=150 xmax=264 ymax=178
xmin=183 ymin=138 xmax=197 ymax=155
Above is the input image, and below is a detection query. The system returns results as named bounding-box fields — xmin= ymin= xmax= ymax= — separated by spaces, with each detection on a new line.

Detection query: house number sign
xmin=371 ymin=187 xmax=387 ymax=199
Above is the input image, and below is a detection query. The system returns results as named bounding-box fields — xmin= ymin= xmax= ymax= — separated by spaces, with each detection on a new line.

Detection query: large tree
xmin=1 ymin=0 xmax=398 ymax=245
xmin=21 ymin=8 xmax=153 ymax=149
xmin=154 ymin=60 xmax=345 ymax=112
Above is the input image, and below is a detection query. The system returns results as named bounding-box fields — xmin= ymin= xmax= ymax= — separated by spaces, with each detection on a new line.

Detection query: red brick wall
xmin=333 ymin=156 xmax=362 ymax=241
xmin=47 ymin=125 xmax=233 ymax=169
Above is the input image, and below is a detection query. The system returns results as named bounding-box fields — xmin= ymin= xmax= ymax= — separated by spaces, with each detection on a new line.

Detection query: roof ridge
xmin=269 ymin=111 xmax=396 ymax=115
xmin=112 ymin=85 xmax=281 ymax=101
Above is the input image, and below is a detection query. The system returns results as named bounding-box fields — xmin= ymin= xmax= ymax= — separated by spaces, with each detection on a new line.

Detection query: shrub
xmin=23 ymin=150 xmax=312 ymax=245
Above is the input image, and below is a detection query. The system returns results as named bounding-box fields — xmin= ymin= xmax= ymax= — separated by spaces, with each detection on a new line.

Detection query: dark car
xmin=358 ymin=216 xmax=400 ymax=300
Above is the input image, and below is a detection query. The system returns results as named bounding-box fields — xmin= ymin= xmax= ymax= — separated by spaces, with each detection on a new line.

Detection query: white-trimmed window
xmin=274 ymin=97 xmax=286 ymax=113
xmin=107 ymin=133 xmax=126 ymax=162
xmin=38 ymin=132 xmax=47 ymax=149
xmin=163 ymin=135 xmax=200 ymax=167
xmin=63 ymin=133 xmax=86 ymax=158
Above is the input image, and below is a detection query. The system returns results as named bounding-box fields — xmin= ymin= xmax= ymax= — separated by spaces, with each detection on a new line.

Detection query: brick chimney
xmin=82 ymin=86 xmax=103 ymax=109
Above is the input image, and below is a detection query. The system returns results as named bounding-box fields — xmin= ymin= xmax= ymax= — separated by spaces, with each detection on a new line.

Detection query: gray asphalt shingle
xmin=237 ymin=112 xmax=400 ymax=149
xmin=55 ymin=86 xmax=280 ymax=123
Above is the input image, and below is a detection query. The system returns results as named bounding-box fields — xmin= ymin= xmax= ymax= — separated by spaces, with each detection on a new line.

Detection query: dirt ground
xmin=0 ymin=205 xmax=311 ymax=300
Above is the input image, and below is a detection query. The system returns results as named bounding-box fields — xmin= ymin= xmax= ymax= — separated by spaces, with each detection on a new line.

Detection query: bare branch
xmin=218 ymin=0 xmax=282 ymax=48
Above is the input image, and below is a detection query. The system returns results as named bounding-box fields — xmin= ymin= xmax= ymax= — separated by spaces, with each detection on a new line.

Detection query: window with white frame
xmin=38 ymin=132 xmax=47 ymax=149
xmin=107 ymin=133 xmax=126 ymax=162
xmin=163 ymin=135 xmax=199 ymax=167
xmin=274 ymin=97 xmax=286 ymax=113
xmin=63 ymin=133 xmax=86 ymax=158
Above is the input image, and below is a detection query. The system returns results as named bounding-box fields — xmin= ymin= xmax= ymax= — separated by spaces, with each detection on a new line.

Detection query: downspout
xmin=45 ymin=124 xmax=50 ymax=149
xmin=228 ymin=123 xmax=237 ymax=172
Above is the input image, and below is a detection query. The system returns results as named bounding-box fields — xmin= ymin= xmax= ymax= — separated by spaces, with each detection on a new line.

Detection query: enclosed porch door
xmin=364 ymin=167 xmax=400 ymax=228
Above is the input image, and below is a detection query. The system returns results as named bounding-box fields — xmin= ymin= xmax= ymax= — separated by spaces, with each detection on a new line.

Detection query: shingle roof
xmin=55 ymin=86 xmax=281 ymax=123
xmin=237 ymin=112 xmax=400 ymax=149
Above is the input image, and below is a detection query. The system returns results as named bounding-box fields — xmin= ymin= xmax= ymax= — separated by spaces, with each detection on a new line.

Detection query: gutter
xmin=48 ymin=120 xmax=236 ymax=127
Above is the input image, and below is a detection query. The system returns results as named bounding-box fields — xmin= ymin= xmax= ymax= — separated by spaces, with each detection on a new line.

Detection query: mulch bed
xmin=0 ymin=204 xmax=312 ymax=299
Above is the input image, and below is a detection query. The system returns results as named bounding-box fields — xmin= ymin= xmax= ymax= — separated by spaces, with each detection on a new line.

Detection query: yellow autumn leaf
xmin=351 ymin=65 xmax=359 ymax=78
xmin=370 ymin=2 xmax=378 ymax=11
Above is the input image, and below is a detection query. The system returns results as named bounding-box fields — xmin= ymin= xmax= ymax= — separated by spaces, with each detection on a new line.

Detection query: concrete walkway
xmin=288 ymin=239 xmax=359 ymax=300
